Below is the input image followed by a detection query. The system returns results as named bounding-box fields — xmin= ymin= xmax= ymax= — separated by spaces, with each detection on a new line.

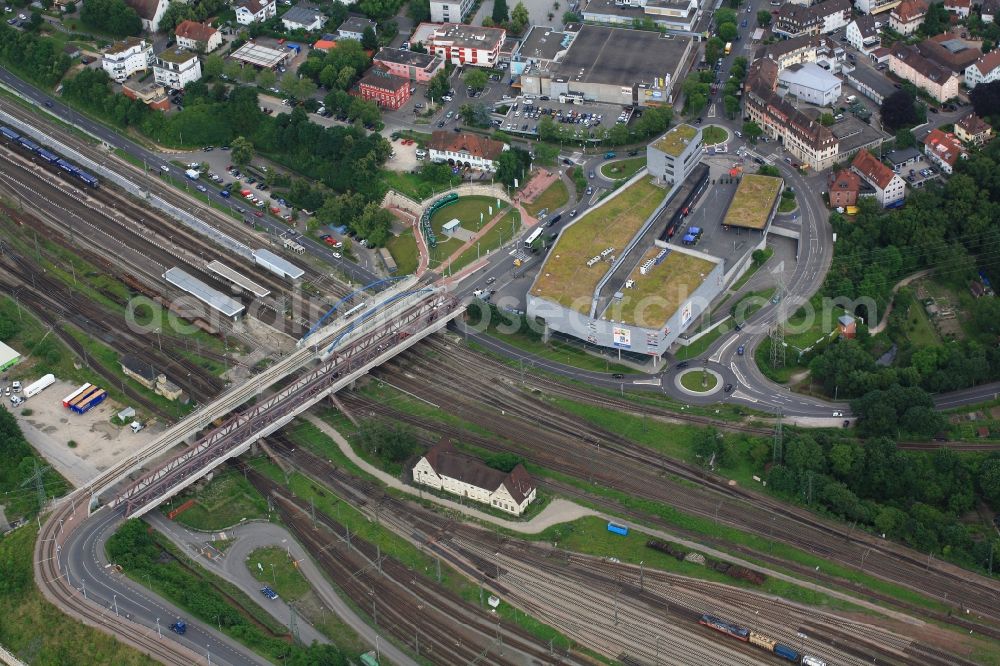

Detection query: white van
xmin=130 ymin=421 xmax=144 ymax=433
xmin=846 ymin=95 xmax=857 ymax=103
xmin=415 ymin=148 xmax=427 ymax=160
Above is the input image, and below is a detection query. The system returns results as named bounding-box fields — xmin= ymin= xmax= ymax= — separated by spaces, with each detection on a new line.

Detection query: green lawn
xmin=385 ymin=229 xmax=419 ymax=275
xmin=701 ymin=125 xmax=729 ymax=145
xmin=783 ymin=295 xmax=841 ymax=352
xmin=247 ymin=547 xmax=312 ymax=601
xmin=680 ymin=370 xmax=718 ymax=391
xmin=446 ymin=210 xmax=521 ymax=274
xmin=382 ymin=170 xmax=461 ymax=201
xmin=674 ymin=325 xmax=725 ymax=361
xmin=905 ymin=302 xmax=940 ymax=347
xmin=778 ymin=194 xmax=798 ymax=213
xmin=428 ymin=196 xmax=507 ymax=269
xmin=524 ymin=178 xmax=569 ymax=217
xmin=478 ymin=327 xmax=634 ymax=374
xmin=599 ymin=156 xmax=647 ymax=181
xmin=170 ymin=471 xmax=270 ymax=530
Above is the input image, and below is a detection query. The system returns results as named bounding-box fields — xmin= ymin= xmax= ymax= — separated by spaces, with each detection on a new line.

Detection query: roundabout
xmin=676 ymin=367 xmax=723 ymax=395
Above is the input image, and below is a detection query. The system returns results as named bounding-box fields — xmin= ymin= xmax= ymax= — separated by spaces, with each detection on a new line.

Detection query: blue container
xmin=607 ymin=522 xmax=629 ymax=536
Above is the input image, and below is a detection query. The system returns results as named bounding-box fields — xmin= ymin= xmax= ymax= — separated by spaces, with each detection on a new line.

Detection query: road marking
xmin=711 ymin=334 xmax=739 ymax=363
xmin=730 ymin=361 xmax=749 ymax=386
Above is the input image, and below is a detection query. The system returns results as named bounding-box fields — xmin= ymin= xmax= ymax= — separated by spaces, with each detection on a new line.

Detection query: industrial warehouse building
xmin=517 ymin=25 xmax=693 ymax=106
xmin=412 ymin=440 xmax=537 ymax=515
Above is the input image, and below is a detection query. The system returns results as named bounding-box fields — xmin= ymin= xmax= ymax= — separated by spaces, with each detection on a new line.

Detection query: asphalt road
xmin=60 ymin=505 xmax=265 ymax=666
xmin=0 ymin=68 xmax=379 ymax=288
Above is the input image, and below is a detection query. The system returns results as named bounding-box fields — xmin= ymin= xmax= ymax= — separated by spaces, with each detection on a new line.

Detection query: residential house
xmin=854 ymin=0 xmax=900 ymax=15
xmin=63 ymin=43 xmax=81 ymax=59
xmin=944 ymin=0 xmax=971 ymax=17
xmin=430 ymin=0 xmax=476 ymax=23
xmin=845 ymin=15 xmax=881 ymax=53
xmin=917 ymin=34 xmax=982 ymax=77
xmin=773 ymin=0 xmax=852 ymax=39
xmin=923 ymin=128 xmax=968 ymax=174
xmin=235 ymin=0 xmax=276 ymax=25
xmin=122 ymin=79 xmax=170 ymax=110
xmin=337 ymin=16 xmax=376 ymax=40
xmin=888 ymin=44 xmax=959 ymax=102
xmin=954 ymin=112 xmax=993 ymax=146
xmin=983 ymin=0 xmax=999 ymax=23
xmin=153 ymin=48 xmax=202 ymax=90
xmin=965 ymin=50 xmax=1000 ymax=88
xmin=829 ymin=169 xmax=862 ymax=207
xmin=281 ymin=5 xmax=326 ymax=32
xmin=412 ymin=440 xmax=537 ymax=516
xmin=125 ymin=0 xmax=168 ymax=32
xmin=889 ymin=0 xmax=927 ymax=34
xmin=102 ymin=37 xmax=153 ymax=84
xmin=373 ymin=47 xmax=445 ymax=82
xmin=175 ymin=20 xmax=222 ymax=53
xmin=423 ymin=22 xmax=506 ymax=67
xmin=427 ymin=130 xmax=509 ymax=170
xmin=119 ymin=355 xmax=183 ymax=401
xmin=355 ymin=67 xmax=410 ymax=109
xmin=838 ymin=314 xmax=857 ymax=338
xmin=851 ymin=149 xmax=906 ymax=207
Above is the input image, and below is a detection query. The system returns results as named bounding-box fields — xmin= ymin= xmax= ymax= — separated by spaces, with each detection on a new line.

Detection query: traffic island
xmin=676 ymin=368 xmax=722 ymax=395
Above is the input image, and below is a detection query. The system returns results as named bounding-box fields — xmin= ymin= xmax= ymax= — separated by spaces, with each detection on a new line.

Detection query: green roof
xmin=723 ymin=174 xmax=783 ymax=230
xmin=157 ymin=48 xmax=198 ymax=64
xmin=652 ymin=124 xmax=700 ymax=157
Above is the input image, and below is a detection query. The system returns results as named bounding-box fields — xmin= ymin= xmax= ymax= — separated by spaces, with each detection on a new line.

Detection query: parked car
xmin=260 ymin=587 xmax=278 ymax=600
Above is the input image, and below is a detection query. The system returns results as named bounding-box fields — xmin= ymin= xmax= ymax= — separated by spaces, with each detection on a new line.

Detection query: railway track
xmin=339 ymin=341 xmax=1000 ymax=639
xmin=0 ymin=137 xmax=338 ymax=338
xmin=0 ymin=97 xmax=353 ymax=297
xmin=260 ymin=434 xmax=961 ymax=666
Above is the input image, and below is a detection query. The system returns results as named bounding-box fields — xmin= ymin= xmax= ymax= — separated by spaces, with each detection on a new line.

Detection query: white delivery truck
xmin=185 ymin=168 xmax=200 ymax=180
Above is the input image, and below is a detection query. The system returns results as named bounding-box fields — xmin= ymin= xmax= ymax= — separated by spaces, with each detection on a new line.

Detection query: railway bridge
xmin=108 ymin=284 xmax=462 ymax=518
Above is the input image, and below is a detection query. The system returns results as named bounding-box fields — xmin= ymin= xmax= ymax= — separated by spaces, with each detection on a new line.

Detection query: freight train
xmin=0 ymin=126 xmax=100 ymax=188
xmin=698 ymin=614 xmax=827 ymax=665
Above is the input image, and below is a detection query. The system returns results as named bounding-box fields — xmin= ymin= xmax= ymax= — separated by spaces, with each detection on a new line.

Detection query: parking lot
xmin=899 ymin=158 xmax=941 ymax=189
xmin=496 ymin=96 xmax=631 ymax=137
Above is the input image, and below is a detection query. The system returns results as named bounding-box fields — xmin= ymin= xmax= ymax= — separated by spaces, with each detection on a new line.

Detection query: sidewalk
xmin=387 ymin=205 xmax=430 ymax=276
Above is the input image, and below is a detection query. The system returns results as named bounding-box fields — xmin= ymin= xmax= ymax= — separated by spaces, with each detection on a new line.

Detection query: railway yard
xmin=1 ymin=72 xmax=999 ymax=666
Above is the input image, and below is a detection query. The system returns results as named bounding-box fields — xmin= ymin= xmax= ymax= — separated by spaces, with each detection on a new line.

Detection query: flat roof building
xmin=421 ymin=22 xmax=506 ymax=67
xmin=777 ymin=62 xmax=842 ymax=106
xmin=163 ymin=267 xmax=245 ymax=318
xmin=520 ymin=25 xmax=693 ymax=106
xmin=648 ymin=124 xmax=702 ymax=187
xmin=0 ymin=341 xmax=20 ymax=372
xmin=581 ymin=0 xmax=700 ymax=32
xmin=373 ymin=47 xmax=445 ymax=82
xmin=229 ymin=41 xmax=290 ymax=69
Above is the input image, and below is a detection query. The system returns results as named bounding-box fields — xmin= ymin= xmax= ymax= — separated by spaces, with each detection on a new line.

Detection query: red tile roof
xmin=851 ymin=149 xmax=897 ymax=190
xmin=427 ymin=131 xmax=507 ymax=161
xmin=923 ymin=128 xmax=966 ymax=165
xmin=831 ymin=169 xmax=861 ymax=193
xmin=969 ymin=49 xmax=1000 ymax=77
xmin=893 ymin=0 xmax=928 ymax=21
xmin=175 ymin=20 xmax=217 ymax=42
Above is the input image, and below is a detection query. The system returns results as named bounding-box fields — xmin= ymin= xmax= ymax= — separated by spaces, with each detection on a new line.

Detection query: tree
xmin=223 ymin=60 xmax=242 ymax=81
xmin=230 ymin=136 xmax=254 ymax=167
xmin=361 ymin=25 xmax=379 ymax=51
xmin=408 ymin=0 xmax=430 ymax=22
xmin=715 ymin=7 xmax=737 ymax=28
xmin=880 ymin=89 xmax=919 ymax=131
xmin=80 ymin=0 xmax=141 ymax=36
xmin=981 ymin=457 xmax=1000 ymax=508
xmin=742 ymin=120 xmax=763 ymax=143
xmin=970 ymin=80 xmax=1000 ymax=120
xmin=757 ymin=9 xmax=771 ymax=26
xmin=203 ymin=53 xmax=224 ymax=79
xmin=427 ymin=69 xmax=450 ymax=102
xmin=459 ymin=102 xmax=491 ymax=127
xmin=492 ymin=0 xmax=509 ymax=24
xmin=485 ymin=452 xmax=524 ymax=472
xmin=820 ymin=112 xmax=835 ymax=126
xmin=510 ymin=1 xmax=529 ymax=33
xmin=496 ymin=147 xmax=531 ymax=188
xmin=705 ymin=36 xmax=724 ymax=64
xmin=257 ymin=68 xmax=277 ymax=89
xmin=894 ymin=127 xmax=916 ymax=149
xmin=717 ymin=22 xmax=738 ymax=42
xmin=27 ymin=11 xmax=42 ymax=30
xmin=465 ymin=68 xmax=487 ymax=91
xmin=723 ymin=94 xmax=740 ymax=119
xmin=921 ymin=1 xmax=950 ymax=36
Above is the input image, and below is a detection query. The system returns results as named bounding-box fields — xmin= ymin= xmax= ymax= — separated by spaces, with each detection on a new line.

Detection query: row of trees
xmin=0 ymin=23 xmax=72 ymax=87
xmin=535 ymin=106 xmax=672 ymax=146
xmin=80 ymin=0 xmax=141 ymax=37
xmin=484 ymin=0 xmax=530 ymax=34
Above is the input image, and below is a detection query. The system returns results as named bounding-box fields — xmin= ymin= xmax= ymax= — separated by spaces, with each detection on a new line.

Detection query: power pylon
xmin=20 ymin=460 xmax=51 ymax=511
